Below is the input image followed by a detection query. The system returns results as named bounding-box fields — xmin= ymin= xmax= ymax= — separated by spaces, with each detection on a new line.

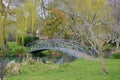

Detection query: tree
xmin=41 ymin=8 xmax=68 ymax=38
xmin=54 ymin=0 xmax=112 ymax=74
xmin=109 ymin=0 xmax=120 ymax=49
xmin=0 ymin=0 xmax=12 ymax=51
xmin=12 ymin=0 xmax=39 ymax=45
xmin=24 ymin=0 xmax=37 ymax=35
xmin=0 ymin=0 xmax=31 ymax=49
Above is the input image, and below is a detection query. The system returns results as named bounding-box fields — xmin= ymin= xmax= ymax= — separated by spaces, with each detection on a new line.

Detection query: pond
xmin=32 ymin=50 xmax=77 ymax=64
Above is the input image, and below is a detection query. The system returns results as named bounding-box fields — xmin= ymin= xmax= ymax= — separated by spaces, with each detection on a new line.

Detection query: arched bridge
xmin=26 ymin=39 xmax=95 ymax=59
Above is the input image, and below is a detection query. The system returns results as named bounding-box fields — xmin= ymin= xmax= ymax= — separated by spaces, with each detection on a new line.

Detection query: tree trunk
xmin=2 ymin=38 xmax=9 ymax=51
xmin=88 ymin=27 xmax=108 ymax=74
xmin=94 ymin=47 xmax=108 ymax=74
xmin=116 ymin=41 xmax=119 ymax=50
xmin=99 ymin=56 xmax=108 ymax=74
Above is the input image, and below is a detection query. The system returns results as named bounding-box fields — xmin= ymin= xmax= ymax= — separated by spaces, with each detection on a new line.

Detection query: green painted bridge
xmin=26 ymin=39 xmax=95 ymax=59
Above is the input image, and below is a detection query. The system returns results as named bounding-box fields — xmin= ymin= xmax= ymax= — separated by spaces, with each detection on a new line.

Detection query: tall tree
xmin=54 ymin=0 xmax=112 ymax=74
xmin=0 ymin=0 xmax=12 ymax=51
xmin=41 ymin=8 xmax=67 ymax=38
xmin=0 ymin=0 xmax=28 ymax=49
xmin=24 ymin=0 xmax=37 ymax=35
xmin=109 ymin=0 xmax=120 ymax=49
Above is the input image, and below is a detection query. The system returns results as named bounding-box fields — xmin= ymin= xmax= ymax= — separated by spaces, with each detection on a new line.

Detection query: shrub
xmin=0 ymin=50 xmax=8 ymax=57
xmin=9 ymin=49 xmax=16 ymax=57
xmin=12 ymin=46 xmax=28 ymax=57
xmin=112 ymin=52 xmax=120 ymax=59
xmin=18 ymin=36 xmax=39 ymax=46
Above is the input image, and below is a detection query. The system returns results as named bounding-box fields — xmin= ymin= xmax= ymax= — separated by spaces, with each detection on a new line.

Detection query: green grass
xmin=7 ymin=42 xmax=18 ymax=49
xmin=7 ymin=59 xmax=120 ymax=80
xmin=0 ymin=42 xmax=18 ymax=50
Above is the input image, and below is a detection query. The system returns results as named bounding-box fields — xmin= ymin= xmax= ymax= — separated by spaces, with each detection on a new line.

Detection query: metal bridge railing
xmin=26 ymin=39 xmax=95 ymax=56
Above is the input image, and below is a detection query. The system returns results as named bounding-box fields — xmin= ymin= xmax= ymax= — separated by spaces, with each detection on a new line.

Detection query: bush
xmin=0 ymin=50 xmax=8 ymax=57
xmin=7 ymin=46 xmax=30 ymax=58
xmin=9 ymin=49 xmax=16 ymax=57
xmin=18 ymin=36 xmax=39 ymax=46
xmin=12 ymin=46 xmax=28 ymax=57
xmin=112 ymin=52 xmax=120 ymax=59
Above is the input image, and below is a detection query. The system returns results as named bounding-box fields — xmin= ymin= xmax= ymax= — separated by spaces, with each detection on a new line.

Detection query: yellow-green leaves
xmin=24 ymin=0 xmax=37 ymax=35
xmin=41 ymin=8 xmax=67 ymax=38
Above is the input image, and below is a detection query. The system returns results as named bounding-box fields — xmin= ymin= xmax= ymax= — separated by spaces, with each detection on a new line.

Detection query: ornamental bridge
xmin=26 ymin=39 xmax=95 ymax=59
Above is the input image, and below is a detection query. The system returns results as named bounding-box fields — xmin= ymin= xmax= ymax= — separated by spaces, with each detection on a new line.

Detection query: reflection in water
xmin=55 ymin=55 xmax=76 ymax=64
xmin=40 ymin=54 xmax=76 ymax=64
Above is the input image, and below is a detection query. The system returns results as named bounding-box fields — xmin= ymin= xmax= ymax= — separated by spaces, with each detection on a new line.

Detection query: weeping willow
xmin=0 ymin=1 xmax=10 ymax=50
xmin=14 ymin=0 xmax=37 ymax=45
xmin=24 ymin=0 xmax=37 ymax=35
xmin=0 ymin=13 xmax=3 ymax=46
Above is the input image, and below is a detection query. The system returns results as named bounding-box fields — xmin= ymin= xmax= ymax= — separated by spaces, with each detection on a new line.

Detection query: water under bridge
xmin=26 ymin=39 xmax=96 ymax=60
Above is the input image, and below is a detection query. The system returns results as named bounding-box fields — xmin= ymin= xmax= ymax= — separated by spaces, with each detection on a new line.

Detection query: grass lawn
xmin=7 ymin=59 xmax=120 ymax=80
xmin=7 ymin=42 xmax=18 ymax=49
xmin=0 ymin=42 xmax=19 ymax=49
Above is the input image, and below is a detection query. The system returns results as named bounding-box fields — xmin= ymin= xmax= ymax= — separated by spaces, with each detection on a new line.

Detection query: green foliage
xmin=14 ymin=0 xmax=37 ymax=46
xmin=0 ymin=42 xmax=28 ymax=57
xmin=112 ymin=52 xmax=120 ymax=59
xmin=0 ymin=50 xmax=8 ymax=57
xmin=24 ymin=0 xmax=37 ymax=34
xmin=41 ymin=8 xmax=67 ymax=38
xmin=24 ymin=36 xmax=39 ymax=46
xmin=1 ymin=42 xmax=18 ymax=56
xmin=13 ymin=46 xmax=26 ymax=54
xmin=11 ymin=46 xmax=27 ymax=57
xmin=0 ymin=1 xmax=15 ymax=50
xmin=9 ymin=49 xmax=16 ymax=57
xmin=18 ymin=36 xmax=39 ymax=46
